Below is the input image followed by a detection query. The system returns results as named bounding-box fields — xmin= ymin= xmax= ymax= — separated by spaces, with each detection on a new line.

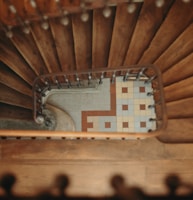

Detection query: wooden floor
xmin=0 ymin=138 xmax=193 ymax=197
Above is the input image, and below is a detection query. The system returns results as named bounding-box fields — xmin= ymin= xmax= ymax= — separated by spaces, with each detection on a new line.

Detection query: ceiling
xmin=0 ymin=0 xmax=193 ymax=142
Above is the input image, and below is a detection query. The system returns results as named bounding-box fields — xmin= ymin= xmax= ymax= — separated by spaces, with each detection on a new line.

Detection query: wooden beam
xmin=157 ymin=118 xmax=193 ymax=143
xmin=10 ymin=27 xmax=48 ymax=76
xmin=162 ymin=52 xmax=193 ymax=86
xmin=0 ymin=63 xmax=32 ymax=97
xmin=108 ymin=3 xmax=141 ymax=68
xmin=0 ymin=83 xmax=33 ymax=109
xmin=0 ymin=33 xmax=36 ymax=85
xmin=0 ymin=103 xmax=32 ymax=120
xmin=50 ymin=18 xmax=76 ymax=72
xmin=72 ymin=12 xmax=92 ymax=70
xmin=155 ymin=23 xmax=193 ymax=72
xmin=138 ymin=0 xmax=193 ymax=64
xmin=167 ymin=97 xmax=193 ymax=119
xmin=92 ymin=7 xmax=115 ymax=68
xmin=124 ymin=0 xmax=173 ymax=65
xmin=164 ymin=76 xmax=193 ymax=102
xmin=30 ymin=21 xmax=61 ymax=73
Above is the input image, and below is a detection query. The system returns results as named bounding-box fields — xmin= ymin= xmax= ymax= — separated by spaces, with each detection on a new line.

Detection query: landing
xmin=47 ymin=77 xmax=156 ymax=133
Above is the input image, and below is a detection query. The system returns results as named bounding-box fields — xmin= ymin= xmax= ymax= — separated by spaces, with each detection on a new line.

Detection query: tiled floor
xmin=48 ymin=77 xmax=156 ymax=133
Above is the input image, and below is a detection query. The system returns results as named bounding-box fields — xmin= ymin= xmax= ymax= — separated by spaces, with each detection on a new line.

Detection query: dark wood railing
xmin=0 ymin=173 xmax=192 ymax=200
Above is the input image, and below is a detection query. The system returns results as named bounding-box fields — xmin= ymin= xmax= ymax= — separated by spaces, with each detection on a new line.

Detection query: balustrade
xmin=31 ymin=65 xmax=167 ymax=140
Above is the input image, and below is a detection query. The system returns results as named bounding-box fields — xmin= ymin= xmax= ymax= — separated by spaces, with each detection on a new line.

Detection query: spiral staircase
xmin=0 ymin=0 xmax=193 ymax=143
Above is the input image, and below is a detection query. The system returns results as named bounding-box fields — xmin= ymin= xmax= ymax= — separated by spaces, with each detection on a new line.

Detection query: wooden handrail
xmin=0 ymin=130 xmax=163 ymax=139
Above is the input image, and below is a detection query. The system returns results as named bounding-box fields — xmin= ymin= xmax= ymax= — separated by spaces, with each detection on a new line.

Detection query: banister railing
xmin=30 ymin=65 xmax=167 ymax=140
xmin=0 ymin=173 xmax=192 ymax=200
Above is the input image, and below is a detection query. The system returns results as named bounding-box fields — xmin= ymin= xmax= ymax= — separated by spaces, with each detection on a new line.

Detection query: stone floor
xmin=48 ymin=77 xmax=156 ymax=133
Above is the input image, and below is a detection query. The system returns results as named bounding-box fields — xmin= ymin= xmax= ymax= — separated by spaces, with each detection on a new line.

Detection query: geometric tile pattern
xmin=82 ymin=77 xmax=156 ymax=133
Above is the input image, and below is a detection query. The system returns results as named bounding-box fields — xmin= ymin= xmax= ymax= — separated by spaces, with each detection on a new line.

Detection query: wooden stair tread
xmin=0 ymin=103 xmax=32 ymax=120
xmin=0 ymin=62 xmax=32 ymax=97
xmin=157 ymin=118 xmax=193 ymax=143
xmin=108 ymin=3 xmax=141 ymax=67
xmin=0 ymin=83 xmax=33 ymax=109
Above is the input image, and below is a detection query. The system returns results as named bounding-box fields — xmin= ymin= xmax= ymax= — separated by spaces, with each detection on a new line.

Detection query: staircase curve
xmin=0 ymin=0 xmax=193 ymax=143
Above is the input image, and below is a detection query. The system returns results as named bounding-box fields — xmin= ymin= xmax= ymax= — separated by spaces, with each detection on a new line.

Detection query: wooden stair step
xmin=0 ymin=83 xmax=33 ymax=109
xmin=157 ymin=118 xmax=193 ymax=143
xmin=0 ymin=103 xmax=33 ymax=120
